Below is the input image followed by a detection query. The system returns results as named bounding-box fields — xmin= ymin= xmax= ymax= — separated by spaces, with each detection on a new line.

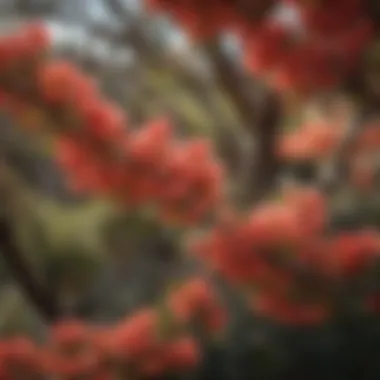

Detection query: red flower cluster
xmin=278 ymin=117 xmax=380 ymax=192
xmin=278 ymin=120 xmax=345 ymax=161
xmin=55 ymin=115 xmax=223 ymax=225
xmin=0 ymin=309 xmax=201 ymax=379
xmin=0 ymin=24 xmax=224 ymax=226
xmin=0 ymin=278 xmax=228 ymax=379
xmin=103 ymin=309 xmax=201 ymax=378
xmin=193 ymin=187 xmax=380 ymax=324
xmin=0 ymin=276 xmax=228 ymax=380
xmin=263 ymin=0 xmax=373 ymax=94
xmin=0 ymin=338 xmax=44 ymax=380
xmin=146 ymin=0 xmax=374 ymax=95
xmin=169 ymin=278 xmax=226 ymax=334
xmin=0 ymin=23 xmax=48 ymax=71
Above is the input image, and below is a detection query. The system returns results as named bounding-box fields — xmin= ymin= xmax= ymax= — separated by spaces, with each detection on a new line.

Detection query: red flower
xmin=169 ymin=278 xmax=226 ymax=333
xmin=113 ymin=309 xmax=159 ymax=359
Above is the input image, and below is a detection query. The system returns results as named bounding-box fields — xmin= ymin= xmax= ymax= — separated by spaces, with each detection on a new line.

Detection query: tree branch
xmin=250 ymin=92 xmax=282 ymax=201
xmin=206 ymin=42 xmax=259 ymax=129
xmin=0 ymin=163 xmax=59 ymax=323
xmin=206 ymin=41 xmax=281 ymax=202
xmin=0 ymin=218 xmax=59 ymax=322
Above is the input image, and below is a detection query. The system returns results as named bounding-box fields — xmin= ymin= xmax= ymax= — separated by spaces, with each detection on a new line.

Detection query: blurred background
xmin=3 ymin=3 xmax=380 ymax=380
